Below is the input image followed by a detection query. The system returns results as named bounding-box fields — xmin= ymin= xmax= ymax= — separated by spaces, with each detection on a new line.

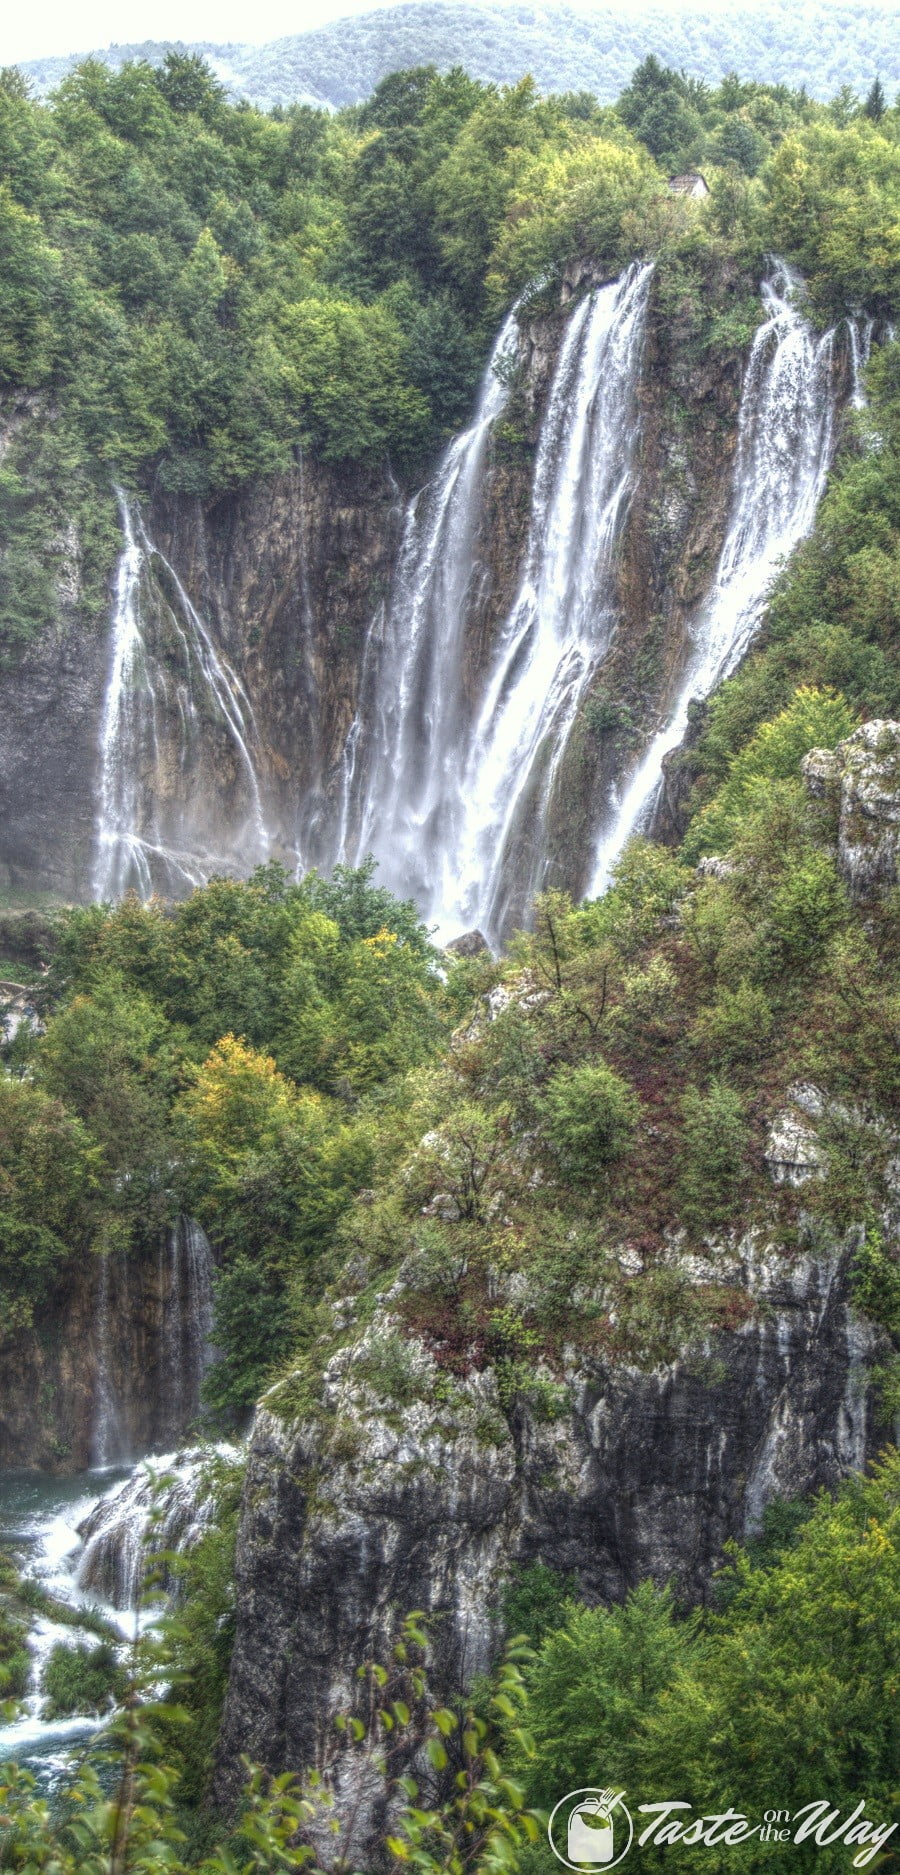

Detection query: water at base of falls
xmin=588 ymin=261 xmax=857 ymax=893
xmin=0 ymin=1446 xmax=239 ymax=1792
xmin=0 ymin=1469 xmax=132 ymax=1785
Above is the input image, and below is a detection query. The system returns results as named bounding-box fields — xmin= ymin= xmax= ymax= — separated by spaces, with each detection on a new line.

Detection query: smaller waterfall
xmin=75 ymin=1446 xmax=233 ymax=1611
xmin=93 ymin=493 xmax=269 ymax=901
xmin=588 ymin=262 xmax=845 ymax=892
xmin=91 ymin=1256 xmax=124 ymax=1469
xmin=92 ymin=1218 xmax=213 ymax=1466
xmin=847 ymin=315 xmax=875 ymax=409
xmin=161 ymin=1216 xmax=215 ymax=1437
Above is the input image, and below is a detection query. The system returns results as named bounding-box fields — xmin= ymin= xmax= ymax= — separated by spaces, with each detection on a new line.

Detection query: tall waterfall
xmin=589 ymin=261 xmax=844 ymax=891
xmin=340 ymin=308 xmax=520 ymax=894
xmin=93 ymin=494 xmax=269 ymax=900
xmin=341 ymin=264 xmax=652 ymax=944
xmin=448 ymin=262 xmax=652 ymax=940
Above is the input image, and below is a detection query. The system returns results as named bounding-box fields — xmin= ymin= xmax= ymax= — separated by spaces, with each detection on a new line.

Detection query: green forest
xmin=1 ymin=33 xmax=900 ymax=1875
xmin=3 ymin=45 xmax=900 ymax=647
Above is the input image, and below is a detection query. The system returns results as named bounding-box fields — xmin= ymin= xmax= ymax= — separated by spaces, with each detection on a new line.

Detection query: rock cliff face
xmin=0 ymin=1226 xmax=212 ymax=1471
xmin=215 ymin=1232 xmax=883 ymax=1813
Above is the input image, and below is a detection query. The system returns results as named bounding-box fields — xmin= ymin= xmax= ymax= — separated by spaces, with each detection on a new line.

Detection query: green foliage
xmin=501 ymin=1561 xmax=578 ymax=1647
xmin=156 ymin=1448 xmax=245 ymax=1803
xmin=0 ymin=1580 xmax=29 ymax=1703
xmin=514 ymin=1581 xmax=690 ymax=1807
xmin=3 ymin=863 xmax=444 ymax=1411
xmin=677 ymin=1080 xmax=749 ymax=1238
xmin=683 ymin=685 xmax=856 ymax=860
xmin=851 ymin=1220 xmax=900 ymax=1336
xmin=41 ymin=1640 xmax=123 ymax=1718
xmin=0 ymin=1074 xmax=104 ymax=1331
xmin=634 ymin=1452 xmax=900 ymax=1848
xmin=507 ymin=1455 xmax=900 ymax=1863
xmin=538 ymin=1058 xmax=640 ymax=1184
xmin=766 ymin=120 xmax=900 ymax=314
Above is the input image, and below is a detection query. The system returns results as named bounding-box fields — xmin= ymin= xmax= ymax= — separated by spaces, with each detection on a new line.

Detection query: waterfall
xmin=161 ymin=1216 xmax=215 ymax=1438
xmin=92 ymin=1218 xmax=213 ymax=1467
xmin=588 ymin=261 xmax=846 ymax=892
xmin=93 ymin=492 xmax=269 ymax=901
xmin=75 ymin=1447 xmax=232 ymax=1611
xmin=847 ymin=314 xmax=875 ymax=409
xmin=91 ymin=1256 xmax=124 ymax=1469
xmin=340 ymin=264 xmax=652 ymax=945
xmin=449 ymin=262 xmax=652 ymax=941
xmin=339 ymin=308 xmax=520 ymax=898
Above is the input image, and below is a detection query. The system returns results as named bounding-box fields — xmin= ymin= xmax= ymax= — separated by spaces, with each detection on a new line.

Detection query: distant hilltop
xmin=17 ymin=0 xmax=900 ymax=109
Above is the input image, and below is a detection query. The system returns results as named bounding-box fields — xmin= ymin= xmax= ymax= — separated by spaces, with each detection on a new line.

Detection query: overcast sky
xmin=3 ymin=0 xmax=737 ymax=68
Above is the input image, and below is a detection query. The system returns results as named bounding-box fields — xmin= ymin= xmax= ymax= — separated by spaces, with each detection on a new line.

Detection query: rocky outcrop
xmin=215 ymin=1233 xmax=883 ymax=1813
xmin=804 ymin=719 xmax=900 ymax=899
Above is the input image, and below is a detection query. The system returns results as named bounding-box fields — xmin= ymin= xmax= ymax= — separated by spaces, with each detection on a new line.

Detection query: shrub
xmin=677 ymin=1079 xmax=749 ymax=1237
xmin=691 ymin=978 xmax=774 ymax=1066
xmin=539 ymin=1059 xmax=639 ymax=1184
xmin=41 ymin=1640 xmax=123 ymax=1718
xmin=683 ymin=686 xmax=857 ymax=861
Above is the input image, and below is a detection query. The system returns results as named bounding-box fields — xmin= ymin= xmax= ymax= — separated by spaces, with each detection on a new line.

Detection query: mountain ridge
xmin=17 ymin=0 xmax=900 ymax=109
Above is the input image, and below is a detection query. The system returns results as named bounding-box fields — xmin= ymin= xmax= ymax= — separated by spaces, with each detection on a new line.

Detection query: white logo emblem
xmin=548 ymin=1788 xmax=634 ymax=1869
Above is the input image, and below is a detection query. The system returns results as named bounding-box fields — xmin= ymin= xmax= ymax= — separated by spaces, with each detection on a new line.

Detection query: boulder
xmin=803 ymin=719 xmax=900 ymax=899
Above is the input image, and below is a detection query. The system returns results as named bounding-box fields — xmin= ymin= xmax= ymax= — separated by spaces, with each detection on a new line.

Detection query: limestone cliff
xmin=214 ymin=1229 xmax=884 ymax=1813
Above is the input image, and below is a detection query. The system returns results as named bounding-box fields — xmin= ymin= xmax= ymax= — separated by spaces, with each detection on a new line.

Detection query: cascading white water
xmin=0 ymin=1448 xmax=241 ymax=1785
xmin=76 ymin=1445 xmax=235 ymax=1611
xmin=340 ymin=264 xmax=652 ymax=944
xmin=93 ymin=493 xmax=269 ymax=901
xmin=339 ymin=308 xmax=520 ymax=894
xmin=588 ymin=261 xmax=847 ymax=892
xmin=447 ymin=262 xmax=653 ymax=941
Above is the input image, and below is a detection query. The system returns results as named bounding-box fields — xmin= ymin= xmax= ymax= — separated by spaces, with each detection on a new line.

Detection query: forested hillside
xmin=1 ymin=35 xmax=899 ymax=1875
xmin=3 ymin=47 xmax=900 ymax=652
xmin=19 ymin=1 xmax=900 ymax=111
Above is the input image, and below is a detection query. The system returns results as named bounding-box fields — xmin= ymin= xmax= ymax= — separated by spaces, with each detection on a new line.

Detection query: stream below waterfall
xmin=0 ymin=1449 xmax=235 ymax=1793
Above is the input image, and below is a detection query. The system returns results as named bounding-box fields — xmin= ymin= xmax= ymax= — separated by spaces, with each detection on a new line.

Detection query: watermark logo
xmin=548 ymin=1791 xmax=897 ymax=1869
xmin=548 ymin=1788 xmax=634 ymax=1869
